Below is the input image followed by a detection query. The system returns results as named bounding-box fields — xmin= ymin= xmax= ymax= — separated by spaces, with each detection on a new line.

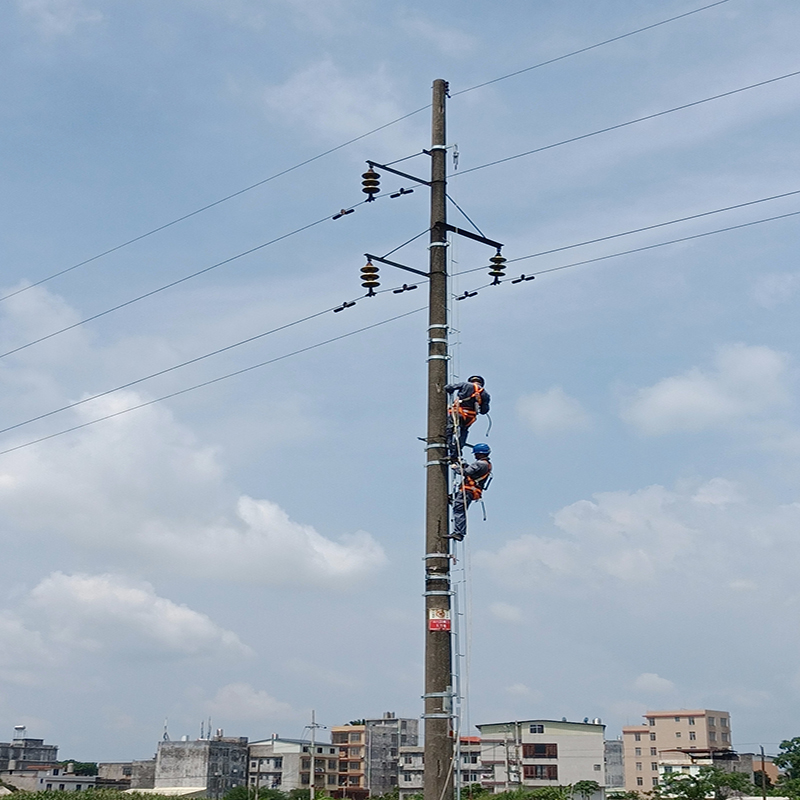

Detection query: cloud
xmin=16 ymin=0 xmax=102 ymax=37
xmin=489 ymin=602 xmax=523 ymax=623
xmin=206 ymin=683 xmax=295 ymax=721
xmin=752 ymin=272 xmax=800 ymax=308
xmin=517 ymin=387 xmax=590 ymax=435
xmin=0 ymin=390 xmax=386 ymax=589
xmin=397 ymin=13 xmax=476 ymax=58
xmin=261 ymin=60 xmax=412 ymax=147
xmin=691 ymin=477 xmax=743 ymax=506
xmin=505 ymin=683 xmax=540 ymax=699
xmin=633 ymin=672 xmax=675 ymax=693
xmin=0 ymin=611 xmax=50 ymax=685
xmin=27 ymin=573 xmax=250 ymax=658
xmin=621 ymin=344 xmax=791 ymax=435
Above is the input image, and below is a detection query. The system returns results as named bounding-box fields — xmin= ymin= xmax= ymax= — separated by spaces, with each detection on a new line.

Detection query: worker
xmin=445 ymin=375 xmax=490 ymax=461
xmin=448 ymin=443 xmax=492 ymax=541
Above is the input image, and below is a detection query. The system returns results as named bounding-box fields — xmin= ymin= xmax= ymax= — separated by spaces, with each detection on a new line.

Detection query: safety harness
xmin=462 ymin=459 xmax=492 ymax=501
xmin=449 ymin=381 xmax=485 ymax=427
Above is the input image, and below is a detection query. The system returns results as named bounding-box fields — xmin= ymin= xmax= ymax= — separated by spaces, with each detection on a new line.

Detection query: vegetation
xmin=9 ymin=793 xmax=173 ymax=800
xmin=58 ymin=763 xmax=99 ymax=777
xmin=650 ymin=766 xmax=753 ymax=800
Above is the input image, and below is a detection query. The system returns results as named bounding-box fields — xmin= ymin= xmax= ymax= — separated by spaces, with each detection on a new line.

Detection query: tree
xmin=572 ymin=781 xmax=602 ymax=800
xmin=652 ymin=766 xmax=752 ymax=800
xmin=776 ymin=739 xmax=800 ymax=782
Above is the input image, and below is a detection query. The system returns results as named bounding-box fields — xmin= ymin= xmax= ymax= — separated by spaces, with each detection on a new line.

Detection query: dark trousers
xmin=451 ymin=488 xmax=473 ymax=539
xmin=446 ymin=416 xmax=472 ymax=460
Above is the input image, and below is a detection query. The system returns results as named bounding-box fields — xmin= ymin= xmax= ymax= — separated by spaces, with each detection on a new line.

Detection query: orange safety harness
xmin=462 ymin=460 xmax=492 ymax=501
xmin=449 ymin=381 xmax=485 ymax=427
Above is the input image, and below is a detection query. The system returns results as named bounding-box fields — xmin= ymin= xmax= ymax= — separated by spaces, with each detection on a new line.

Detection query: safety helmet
xmin=467 ymin=375 xmax=485 ymax=385
xmin=472 ymin=443 xmax=491 ymax=456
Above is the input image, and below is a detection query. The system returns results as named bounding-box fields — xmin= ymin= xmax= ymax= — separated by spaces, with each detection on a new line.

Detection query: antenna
xmin=163 ymin=719 xmax=170 ymax=741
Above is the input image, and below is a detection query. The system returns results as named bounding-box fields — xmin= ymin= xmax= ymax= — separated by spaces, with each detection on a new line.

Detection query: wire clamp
xmin=429 ymin=241 xmax=449 ymax=249
xmin=423 ymin=590 xmax=453 ymax=597
xmin=425 ymin=459 xmax=448 ymax=467
xmin=427 ymin=354 xmax=449 ymax=361
xmin=428 ymin=338 xmax=448 ymax=345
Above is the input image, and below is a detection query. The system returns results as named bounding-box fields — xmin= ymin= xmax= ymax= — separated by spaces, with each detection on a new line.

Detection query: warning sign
xmin=428 ymin=608 xmax=451 ymax=631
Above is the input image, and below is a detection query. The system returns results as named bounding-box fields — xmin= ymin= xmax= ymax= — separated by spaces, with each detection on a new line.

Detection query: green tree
xmin=653 ymin=766 xmax=752 ymax=800
xmin=776 ymin=739 xmax=800 ymax=782
xmin=572 ymin=781 xmax=602 ymax=800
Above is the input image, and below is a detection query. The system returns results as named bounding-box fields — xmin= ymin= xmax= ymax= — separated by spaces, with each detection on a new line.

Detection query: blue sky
xmin=2 ymin=0 xmax=800 ymax=764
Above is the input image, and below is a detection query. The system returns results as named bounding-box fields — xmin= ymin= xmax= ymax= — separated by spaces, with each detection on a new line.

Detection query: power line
xmin=457 ymin=208 xmax=800 ymax=289
xmin=0 ymin=212 xmax=337 ymax=361
xmin=0 ymin=306 xmax=426 ymax=458
xmin=0 ymin=0 xmax=730 ymax=304
xmin=455 ymin=68 xmax=800 ymax=177
xmin=452 ymin=0 xmax=732 ymax=97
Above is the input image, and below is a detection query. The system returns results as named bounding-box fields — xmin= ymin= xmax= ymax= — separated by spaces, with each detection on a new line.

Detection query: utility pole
xmin=423 ymin=77 xmax=454 ymax=800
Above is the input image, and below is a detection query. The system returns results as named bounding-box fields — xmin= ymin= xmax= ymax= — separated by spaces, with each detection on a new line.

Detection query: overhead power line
xmin=456 ymin=68 xmax=800 ymax=177
xmin=0 ymin=306 xmax=426 ymax=459
xmin=0 ymin=0 xmax=730 ymax=304
xmin=5 ymin=192 xmax=799 ymax=445
xmin=452 ymin=0 xmax=732 ymax=97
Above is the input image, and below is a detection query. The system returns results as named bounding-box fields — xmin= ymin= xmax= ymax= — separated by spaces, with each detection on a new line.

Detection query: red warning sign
xmin=428 ymin=608 xmax=451 ymax=631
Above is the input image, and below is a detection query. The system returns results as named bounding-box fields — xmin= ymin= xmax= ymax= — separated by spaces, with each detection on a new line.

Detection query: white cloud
xmin=505 ymin=682 xmax=540 ymax=699
xmin=489 ymin=602 xmax=523 ymax=623
xmin=621 ymin=344 xmax=791 ymax=435
xmin=0 ymin=391 xmax=386 ymax=589
xmin=28 ymin=573 xmax=250 ymax=658
xmin=0 ymin=611 xmax=50 ymax=685
xmin=691 ymin=477 xmax=743 ymax=506
xmin=633 ymin=672 xmax=675 ymax=694
xmin=752 ymin=272 xmax=800 ymax=308
xmin=397 ymin=13 xmax=476 ymax=58
xmin=261 ymin=60 xmax=413 ymax=147
xmin=16 ymin=0 xmax=102 ymax=36
xmin=517 ymin=387 xmax=590 ymax=435
xmin=207 ymin=682 xmax=295 ymax=721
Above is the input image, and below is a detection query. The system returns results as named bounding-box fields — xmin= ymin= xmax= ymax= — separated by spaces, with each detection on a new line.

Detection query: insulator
xmin=332 ymin=208 xmax=355 ymax=220
xmin=488 ymin=251 xmax=507 ymax=284
xmin=360 ymin=259 xmax=380 ymax=296
xmin=362 ymin=168 xmax=380 ymax=201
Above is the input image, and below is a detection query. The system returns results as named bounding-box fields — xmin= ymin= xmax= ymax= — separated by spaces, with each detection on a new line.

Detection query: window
xmin=404 ymin=775 xmax=412 ymax=783
xmin=634 ymin=734 xmax=641 ymax=742
xmin=317 ymin=747 xmax=323 ymax=754
xmin=404 ymin=756 xmax=413 ymax=765
xmin=652 ymin=779 xmax=659 ymax=787
xmin=59 ymin=785 xmax=65 ymax=791
xmin=339 ymin=762 xmax=348 ymax=772
xmin=301 ymin=774 xmax=310 ymax=786
xmin=675 ymin=717 xmax=681 ymax=722
xmin=651 ymin=748 xmax=657 ymax=756
xmin=522 ymin=744 xmax=557 ymax=759
xmin=708 ymin=717 xmax=716 ymax=727
xmin=530 ymin=725 xmax=544 ymax=734
xmin=676 ymin=732 xmax=682 ymax=738
xmin=664 ymin=767 xmax=673 ymax=774
xmin=349 ymin=733 xmax=362 ymax=743
xmin=636 ymin=763 xmax=642 ymax=771
xmin=349 ymin=747 xmax=361 ymax=757
xmin=250 ymin=761 xmax=257 ymax=770
xmin=636 ymin=778 xmax=643 ymax=787
xmin=349 ymin=762 xmax=360 ymax=771
xmin=709 ymin=732 xmax=716 ymax=742
xmin=594 ymin=765 xmax=601 ymax=771
xmin=648 ymin=718 xmax=656 ymax=726
xmin=328 ymin=776 xmax=337 ymax=785
xmin=689 ymin=732 xmax=696 ymax=741
xmin=302 ymin=759 xmax=311 ymax=770
xmin=722 ymin=733 xmax=729 ymax=742
xmin=76 ymin=786 xmax=82 ymax=791
xmin=328 ymin=760 xmax=338 ymax=770
xmin=650 ymin=733 xmax=656 ymax=741
xmin=47 ymin=785 xmax=53 ymax=791
xmin=332 ymin=734 xmax=348 ymax=744
xmin=274 ymin=759 xmax=282 ymax=769
xmin=54 ymin=770 xmax=60 ymax=776
xmin=721 ymin=718 xmax=729 ymax=728
xmin=635 ymin=748 xmax=642 ymax=757
xmin=651 ymin=763 xmax=658 ymax=771
xmin=688 ymin=718 xmax=695 ymax=726
xmin=523 ymin=765 xmax=558 ymax=780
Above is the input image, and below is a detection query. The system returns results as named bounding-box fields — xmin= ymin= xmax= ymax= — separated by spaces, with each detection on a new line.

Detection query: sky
xmin=1 ymin=0 xmax=800 ymax=765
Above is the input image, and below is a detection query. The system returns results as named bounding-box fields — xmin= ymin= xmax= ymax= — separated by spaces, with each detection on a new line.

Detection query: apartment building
xmin=477 ymin=719 xmax=605 ymax=797
xmin=605 ymin=740 xmax=625 ymax=791
xmin=0 ymin=727 xmax=58 ymax=771
xmin=398 ymin=737 xmax=490 ymax=800
xmin=331 ymin=713 xmax=419 ymax=797
xmin=155 ymin=735 xmax=248 ymax=795
xmin=622 ymin=710 xmax=732 ymax=793
xmin=248 ymin=736 xmax=339 ymax=794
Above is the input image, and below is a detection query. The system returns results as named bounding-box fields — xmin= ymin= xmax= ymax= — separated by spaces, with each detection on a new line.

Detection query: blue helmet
xmin=472 ymin=443 xmax=491 ymax=456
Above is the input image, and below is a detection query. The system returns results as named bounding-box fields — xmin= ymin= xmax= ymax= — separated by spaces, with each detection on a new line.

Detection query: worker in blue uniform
xmin=448 ymin=443 xmax=492 ymax=541
xmin=445 ymin=375 xmax=490 ymax=461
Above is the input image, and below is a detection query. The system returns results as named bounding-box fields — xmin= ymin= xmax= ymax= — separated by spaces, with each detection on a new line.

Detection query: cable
xmin=455 ymin=69 xmax=800 ymax=177
xmin=458 ymin=187 xmax=800 ymax=273
xmin=452 ymin=0 xmax=733 ymax=97
xmin=456 ymin=208 xmax=800 ymax=289
xmin=446 ymin=194 xmax=486 ymax=238
xmin=0 ymin=1 xmax=731 ymax=304
xmin=0 ymin=306 xmax=426 ymax=458
xmin=0 ymin=305 xmax=339 ymax=437
xmin=0 ymin=212 xmax=337 ymax=361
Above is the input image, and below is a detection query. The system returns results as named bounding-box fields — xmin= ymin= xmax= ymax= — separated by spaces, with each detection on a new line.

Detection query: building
xmin=36 ymin=765 xmax=97 ymax=793
xmin=604 ymin=740 xmax=624 ymax=791
xmin=248 ymin=736 xmax=339 ymax=794
xmin=477 ymin=719 xmax=605 ymax=796
xmin=659 ymin=748 xmax=753 ymax=784
xmin=331 ymin=713 xmax=419 ymax=797
xmin=399 ymin=737 xmax=491 ymax=800
xmin=155 ymin=735 xmax=248 ymax=796
xmin=622 ymin=709 xmax=732 ymax=793
xmin=0 ymin=727 xmax=58 ymax=771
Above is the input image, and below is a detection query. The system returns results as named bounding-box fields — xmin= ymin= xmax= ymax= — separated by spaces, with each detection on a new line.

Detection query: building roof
xmin=125 ymin=788 xmax=206 ymax=797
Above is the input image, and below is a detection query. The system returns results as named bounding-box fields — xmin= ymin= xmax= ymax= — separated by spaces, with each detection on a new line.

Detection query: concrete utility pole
xmin=423 ymin=77 xmax=454 ymax=800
